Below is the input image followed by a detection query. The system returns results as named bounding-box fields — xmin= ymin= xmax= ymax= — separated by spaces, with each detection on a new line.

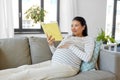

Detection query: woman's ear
xmin=82 ymin=25 xmax=85 ymax=30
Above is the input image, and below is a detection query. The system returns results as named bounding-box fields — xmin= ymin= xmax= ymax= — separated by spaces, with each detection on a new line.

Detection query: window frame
xmin=112 ymin=0 xmax=117 ymax=38
xmin=15 ymin=0 xmax=60 ymax=34
xmin=112 ymin=0 xmax=120 ymax=39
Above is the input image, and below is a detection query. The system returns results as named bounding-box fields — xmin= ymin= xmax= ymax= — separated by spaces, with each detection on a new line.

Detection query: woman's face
xmin=71 ymin=20 xmax=85 ymax=37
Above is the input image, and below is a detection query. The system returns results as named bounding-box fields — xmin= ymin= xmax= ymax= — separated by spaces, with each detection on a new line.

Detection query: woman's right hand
xmin=47 ymin=34 xmax=55 ymax=46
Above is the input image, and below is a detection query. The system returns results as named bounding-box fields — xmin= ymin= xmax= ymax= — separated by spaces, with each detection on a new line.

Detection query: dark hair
xmin=72 ymin=16 xmax=88 ymax=36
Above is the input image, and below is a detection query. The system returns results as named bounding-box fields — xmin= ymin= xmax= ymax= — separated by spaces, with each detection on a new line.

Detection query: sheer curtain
xmin=0 ymin=0 xmax=14 ymax=39
xmin=60 ymin=0 xmax=78 ymax=34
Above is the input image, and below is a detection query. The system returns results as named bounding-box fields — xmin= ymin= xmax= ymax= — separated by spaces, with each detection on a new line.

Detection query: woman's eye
xmin=75 ymin=25 xmax=78 ymax=27
xmin=71 ymin=24 xmax=79 ymax=27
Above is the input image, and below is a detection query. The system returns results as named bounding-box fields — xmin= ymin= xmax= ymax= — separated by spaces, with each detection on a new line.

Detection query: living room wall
xmin=77 ymin=0 xmax=107 ymax=38
xmin=60 ymin=0 xmax=107 ymax=38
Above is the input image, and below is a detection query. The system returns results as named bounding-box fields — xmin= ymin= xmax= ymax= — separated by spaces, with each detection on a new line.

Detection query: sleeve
xmin=49 ymin=45 xmax=56 ymax=54
xmin=69 ymin=37 xmax=95 ymax=62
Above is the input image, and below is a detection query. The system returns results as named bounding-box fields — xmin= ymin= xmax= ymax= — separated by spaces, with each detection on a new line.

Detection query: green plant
xmin=96 ymin=29 xmax=116 ymax=44
xmin=25 ymin=5 xmax=46 ymax=24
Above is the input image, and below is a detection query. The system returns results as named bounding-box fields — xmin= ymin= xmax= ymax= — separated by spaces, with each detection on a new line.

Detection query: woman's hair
xmin=72 ymin=16 xmax=88 ymax=36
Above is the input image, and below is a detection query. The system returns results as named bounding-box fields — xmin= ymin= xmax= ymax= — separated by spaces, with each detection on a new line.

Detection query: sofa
xmin=0 ymin=37 xmax=120 ymax=80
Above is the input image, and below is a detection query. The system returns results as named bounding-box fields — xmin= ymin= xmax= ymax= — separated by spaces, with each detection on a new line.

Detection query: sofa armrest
xmin=99 ymin=49 xmax=120 ymax=80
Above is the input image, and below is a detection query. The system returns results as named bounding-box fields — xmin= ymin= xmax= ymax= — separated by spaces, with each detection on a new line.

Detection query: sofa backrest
xmin=0 ymin=37 xmax=60 ymax=70
xmin=0 ymin=37 xmax=31 ymax=70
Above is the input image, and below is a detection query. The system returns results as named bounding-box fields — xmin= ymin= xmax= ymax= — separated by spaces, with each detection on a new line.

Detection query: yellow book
xmin=42 ymin=22 xmax=63 ymax=41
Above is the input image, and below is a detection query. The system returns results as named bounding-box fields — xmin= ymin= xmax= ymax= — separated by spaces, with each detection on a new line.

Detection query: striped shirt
xmin=49 ymin=35 xmax=94 ymax=69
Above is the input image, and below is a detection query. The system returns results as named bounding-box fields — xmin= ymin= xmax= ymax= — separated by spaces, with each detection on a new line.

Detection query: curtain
xmin=0 ymin=0 xmax=14 ymax=39
xmin=60 ymin=0 xmax=78 ymax=34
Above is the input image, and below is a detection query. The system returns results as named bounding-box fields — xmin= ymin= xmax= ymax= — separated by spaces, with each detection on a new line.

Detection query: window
xmin=13 ymin=0 xmax=59 ymax=33
xmin=106 ymin=0 xmax=120 ymax=43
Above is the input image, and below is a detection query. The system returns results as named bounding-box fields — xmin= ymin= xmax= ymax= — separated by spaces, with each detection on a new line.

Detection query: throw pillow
xmin=29 ymin=37 xmax=52 ymax=64
xmin=80 ymin=40 xmax=102 ymax=72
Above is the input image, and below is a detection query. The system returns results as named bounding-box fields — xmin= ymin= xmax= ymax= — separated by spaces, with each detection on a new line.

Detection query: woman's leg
xmin=0 ymin=60 xmax=51 ymax=77
xmin=18 ymin=60 xmax=51 ymax=69
xmin=0 ymin=62 xmax=79 ymax=80
xmin=45 ymin=62 xmax=79 ymax=79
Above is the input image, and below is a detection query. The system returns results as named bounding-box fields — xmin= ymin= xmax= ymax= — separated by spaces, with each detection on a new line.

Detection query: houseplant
xmin=24 ymin=5 xmax=46 ymax=25
xmin=96 ymin=29 xmax=116 ymax=44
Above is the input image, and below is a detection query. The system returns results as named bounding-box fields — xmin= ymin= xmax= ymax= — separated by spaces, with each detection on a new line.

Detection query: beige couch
xmin=0 ymin=37 xmax=120 ymax=80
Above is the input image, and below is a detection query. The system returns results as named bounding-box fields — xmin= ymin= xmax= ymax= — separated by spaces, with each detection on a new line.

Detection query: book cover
xmin=42 ymin=22 xmax=63 ymax=41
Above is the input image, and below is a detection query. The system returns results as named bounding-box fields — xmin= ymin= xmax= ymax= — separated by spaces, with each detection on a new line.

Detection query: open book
xmin=41 ymin=22 xmax=63 ymax=41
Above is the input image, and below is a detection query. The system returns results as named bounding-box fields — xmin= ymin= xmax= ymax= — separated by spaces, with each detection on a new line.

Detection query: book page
xmin=42 ymin=22 xmax=63 ymax=41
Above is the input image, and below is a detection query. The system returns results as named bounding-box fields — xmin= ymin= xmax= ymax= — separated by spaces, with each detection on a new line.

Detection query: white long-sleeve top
xmin=49 ymin=35 xmax=95 ymax=69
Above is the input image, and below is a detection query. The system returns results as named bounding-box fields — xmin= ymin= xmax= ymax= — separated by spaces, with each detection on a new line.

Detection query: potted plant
xmin=96 ymin=29 xmax=116 ymax=44
xmin=24 ymin=5 xmax=46 ymax=25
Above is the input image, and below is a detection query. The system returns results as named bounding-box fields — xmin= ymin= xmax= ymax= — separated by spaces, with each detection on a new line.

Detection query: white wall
xmin=59 ymin=0 xmax=79 ymax=34
xmin=60 ymin=0 xmax=107 ymax=38
xmin=77 ymin=0 xmax=107 ymax=38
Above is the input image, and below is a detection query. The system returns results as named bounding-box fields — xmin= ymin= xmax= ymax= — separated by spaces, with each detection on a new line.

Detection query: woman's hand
xmin=47 ymin=34 xmax=55 ymax=46
xmin=58 ymin=42 xmax=73 ymax=48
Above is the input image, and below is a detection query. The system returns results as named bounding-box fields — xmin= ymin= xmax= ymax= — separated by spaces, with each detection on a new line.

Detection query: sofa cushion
xmin=52 ymin=70 xmax=116 ymax=80
xmin=29 ymin=37 xmax=52 ymax=64
xmin=0 ymin=37 xmax=31 ymax=69
xmin=80 ymin=41 xmax=102 ymax=72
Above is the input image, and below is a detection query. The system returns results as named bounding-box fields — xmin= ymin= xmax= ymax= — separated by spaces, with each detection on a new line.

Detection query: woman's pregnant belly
xmin=51 ymin=48 xmax=81 ymax=68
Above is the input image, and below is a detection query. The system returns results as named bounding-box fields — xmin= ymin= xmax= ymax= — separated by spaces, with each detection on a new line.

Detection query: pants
xmin=0 ymin=60 xmax=79 ymax=80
